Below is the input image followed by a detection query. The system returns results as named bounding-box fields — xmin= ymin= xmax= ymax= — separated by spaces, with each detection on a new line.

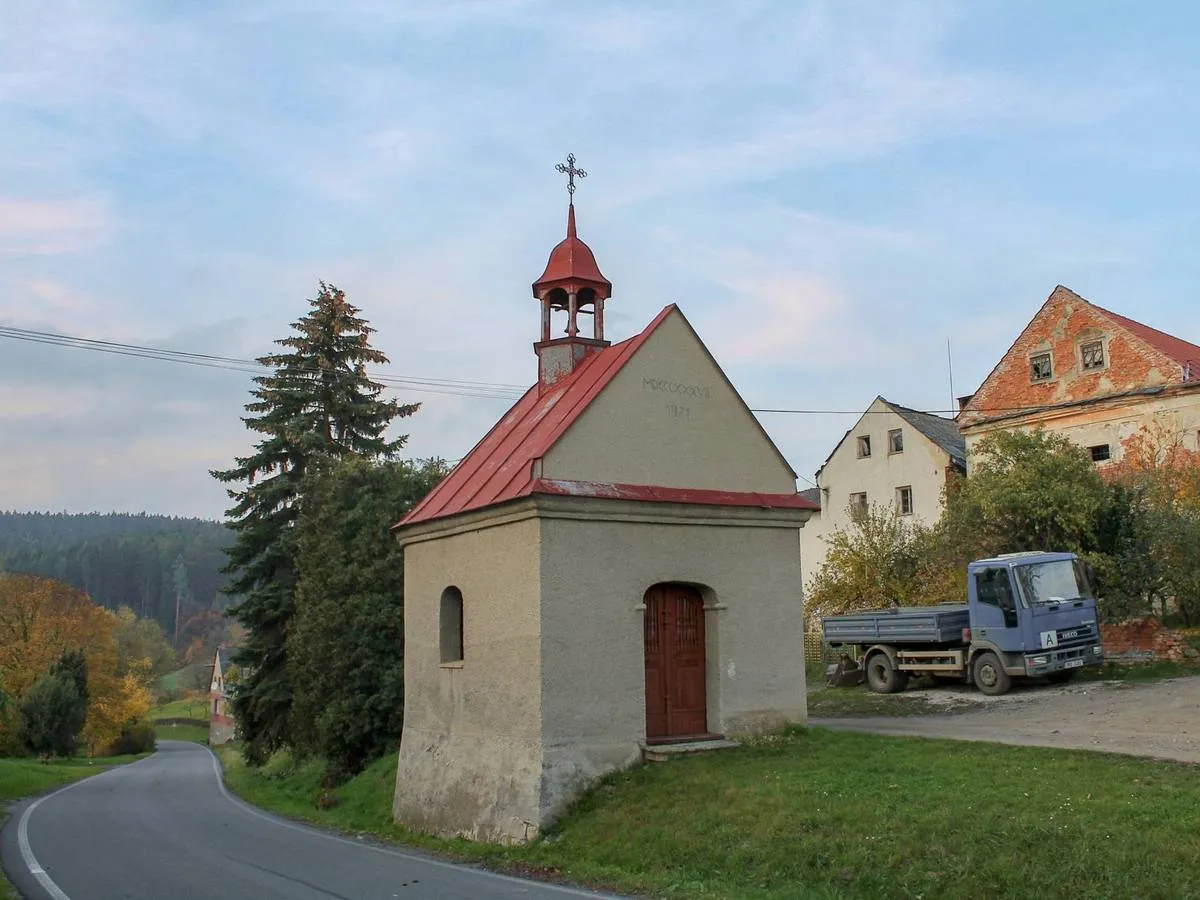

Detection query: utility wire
xmin=0 ymin=325 xmax=527 ymax=401
xmin=2 ymin=323 xmax=1072 ymax=418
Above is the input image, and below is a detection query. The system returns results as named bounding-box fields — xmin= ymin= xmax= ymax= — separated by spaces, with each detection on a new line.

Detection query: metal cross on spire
xmin=555 ymin=153 xmax=587 ymax=200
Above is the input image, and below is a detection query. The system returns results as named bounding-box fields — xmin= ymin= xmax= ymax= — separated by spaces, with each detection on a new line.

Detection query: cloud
xmin=0 ymin=199 xmax=110 ymax=255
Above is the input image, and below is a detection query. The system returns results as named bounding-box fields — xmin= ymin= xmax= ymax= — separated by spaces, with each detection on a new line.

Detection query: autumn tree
xmin=0 ymin=573 xmax=157 ymax=757
xmin=1105 ymin=423 xmax=1200 ymax=624
xmin=805 ymin=503 xmax=958 ymax=620
xmin=212 ymin=283 xmax=419 ymax=765
xmin=288 ymin=456 xmax=447 ymax=780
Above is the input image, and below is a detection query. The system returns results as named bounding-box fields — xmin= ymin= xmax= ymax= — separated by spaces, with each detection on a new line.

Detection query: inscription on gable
xmin=644 ymin=377 xmax=709 ymax=423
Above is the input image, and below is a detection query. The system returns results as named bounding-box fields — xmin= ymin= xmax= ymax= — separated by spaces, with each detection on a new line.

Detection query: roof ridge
xmin=1088 ymin=300 xmax=1200 ymax=358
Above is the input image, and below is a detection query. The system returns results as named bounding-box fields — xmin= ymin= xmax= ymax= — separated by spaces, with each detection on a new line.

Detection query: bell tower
xmin=532 ymin=153 xmax=612 ymax=389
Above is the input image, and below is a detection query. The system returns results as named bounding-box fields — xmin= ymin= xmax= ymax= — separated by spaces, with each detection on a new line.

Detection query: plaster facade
xmin=959 ymin=286 xmax=1200 ymax=465
xmin=544 ymin=310 xmax=797 ymax=493
xmin=800 ymin=397 xmax=964 ymax=584
xmin=394 ymin=498 xmax=807 ymax=844
xmin=393 ymin=303 xmax=812 ymax=845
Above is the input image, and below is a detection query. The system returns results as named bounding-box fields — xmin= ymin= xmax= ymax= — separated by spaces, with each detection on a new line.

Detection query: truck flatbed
xmin=822 ymin=604 xmax=971 ymax=646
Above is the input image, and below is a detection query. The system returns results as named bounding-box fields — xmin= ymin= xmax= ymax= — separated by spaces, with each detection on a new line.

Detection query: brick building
xmin=958 ymin=285 xmax=1200 ymax=465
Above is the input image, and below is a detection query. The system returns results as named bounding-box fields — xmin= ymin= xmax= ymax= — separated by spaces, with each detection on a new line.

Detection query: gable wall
xmin=542 ymin=311 xmax=796 ymax=493
xmin=801 ymin=398 xmax=956 ymax=585
xmin=962 ymin=290 xmax=1183 ymax=427
xmin=393 ymin=518 xmax=545 ymax=843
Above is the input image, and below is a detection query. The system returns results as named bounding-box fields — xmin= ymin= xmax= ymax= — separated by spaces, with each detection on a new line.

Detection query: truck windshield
xmin=1013 ymin=559 xmax=1090 ymax=606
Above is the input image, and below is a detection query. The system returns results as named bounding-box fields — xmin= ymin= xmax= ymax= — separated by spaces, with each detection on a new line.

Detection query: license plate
xmin=1064 ymin=659 xmax=1084 ymax=669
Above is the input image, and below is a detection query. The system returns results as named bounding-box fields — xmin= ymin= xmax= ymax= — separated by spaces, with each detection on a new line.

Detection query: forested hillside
xmin=0 ymin=512 xmax=236 ymax=652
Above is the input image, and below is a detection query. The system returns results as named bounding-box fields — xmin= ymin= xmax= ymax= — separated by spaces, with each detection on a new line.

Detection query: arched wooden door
xmin=644 ymin=584 xmax=708 ymax=742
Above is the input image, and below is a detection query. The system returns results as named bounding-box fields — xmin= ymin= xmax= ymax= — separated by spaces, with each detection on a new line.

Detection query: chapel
xmin=391 ymin=159 xmax=816 ymax=842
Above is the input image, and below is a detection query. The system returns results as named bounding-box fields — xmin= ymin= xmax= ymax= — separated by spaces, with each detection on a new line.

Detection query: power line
xmin=2 ymin=323 xmax=1080 ymax=419
xmin=0 ymin=325 xmax=527 ymax=401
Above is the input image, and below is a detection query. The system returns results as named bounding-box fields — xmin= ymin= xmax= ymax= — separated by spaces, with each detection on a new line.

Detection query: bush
xmin=20 ymin=672 xmax=84 ymax=757
xmin=109 ymin=721 xmax=157 ymax=756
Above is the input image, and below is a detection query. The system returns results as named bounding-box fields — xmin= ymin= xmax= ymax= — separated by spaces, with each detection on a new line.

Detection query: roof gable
xmin=815 ymin=395 xmax=963 ymax=479
xmin=400 ymin=305 xmax=811 ymax=529
xmin=960 ymin=285 xmax=1199 ymax=424
xmin=884 ymin=400 xmax=966 ymax=469
xmin=542 ymin=306 xmax=799 ymax=492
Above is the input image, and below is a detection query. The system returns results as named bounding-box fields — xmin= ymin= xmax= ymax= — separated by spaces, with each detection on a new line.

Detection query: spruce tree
xmin=212 ymin=282 xmax=418 ymax=764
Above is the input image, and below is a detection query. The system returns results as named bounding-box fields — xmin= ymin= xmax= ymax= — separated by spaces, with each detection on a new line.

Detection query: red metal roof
xmin=532 ymin=204 xmax=611 ymax=296
xmin=398 ymin=305 xmax=813 ymax=528
xmin=1095 ymin=304 xmax=1200 ymax=380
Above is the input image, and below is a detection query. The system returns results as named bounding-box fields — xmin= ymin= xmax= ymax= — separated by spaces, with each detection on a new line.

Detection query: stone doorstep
xmin=641 ymin=738 xmax=741 ymax=763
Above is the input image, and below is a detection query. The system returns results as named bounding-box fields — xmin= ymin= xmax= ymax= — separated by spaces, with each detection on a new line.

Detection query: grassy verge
xmin=218 ymin=730 xmax=1200 ymax=899
xmin=149 ymin=696 xmax=211 ymax=721
xmin=157 ymin=663 xmax=202 ymax=695
xmin=1 ymin=754 xmax=146 ymax=899
xmin=1079 ymin=660 xmax=1199 ymax=682
xmin=154 ymin=723 xmax=209 ymax=744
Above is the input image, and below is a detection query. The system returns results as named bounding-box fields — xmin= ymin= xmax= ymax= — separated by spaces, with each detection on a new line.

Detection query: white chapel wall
xmin=394 ymin=517 xmax=545 ymax=843
xmin=542 ymin=310 xmax=797 ymax=494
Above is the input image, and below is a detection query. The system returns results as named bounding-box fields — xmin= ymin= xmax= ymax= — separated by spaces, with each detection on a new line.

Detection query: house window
xmin=1030 ymin=352 xmax=1053 ymax=382
xmin=856 ymin=435 xmax=872 ymax=458
xmin=1081 ymin=341 xmax=1105 ymax=371
xmin=849 ymin=492 xmax=867 ymax=515
xmin=440 ymin=587 xmax=464 ymax=663
xmin=888 ymin=429 xmax=904 ymax=454
xmin=896 ymin=486 xmax=913 ymax=516
xmin=1090 ymin=444 xmax=1111 ymax=462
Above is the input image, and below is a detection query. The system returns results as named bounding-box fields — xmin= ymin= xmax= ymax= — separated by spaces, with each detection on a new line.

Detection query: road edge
xmin=206 ymin=745 xmax=622 ymax=899
xmin=0 ymin=754 xmax=158 ymax=900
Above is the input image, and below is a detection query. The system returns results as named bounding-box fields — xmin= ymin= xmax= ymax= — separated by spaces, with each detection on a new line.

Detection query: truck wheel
xmin=972 ymin=652 xmax=1012 ymax=696
xmin=865 ymin=653 xmax=908 ymax=694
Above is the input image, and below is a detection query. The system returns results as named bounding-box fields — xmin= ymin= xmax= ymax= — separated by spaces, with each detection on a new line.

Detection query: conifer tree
xmin=212 ymin=282 xmax=418 ymax=764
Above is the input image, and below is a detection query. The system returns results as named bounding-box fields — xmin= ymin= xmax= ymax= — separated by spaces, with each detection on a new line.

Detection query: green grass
xmin=157 ymin=663 xmax=202 ymax=694
xmin=149 ymin=696 xmax=211 ymax=721
xmin=217 ymin=731 xmax=1200 ymax=900
xmin=0 ymin=754 xmax=146 ymax=899
xmin=154 ymin=723 xmax=209 ymax=744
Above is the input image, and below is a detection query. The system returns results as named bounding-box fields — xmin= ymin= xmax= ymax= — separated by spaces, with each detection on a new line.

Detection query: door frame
xmin=642 ymin=582 xmax=719 ymax=745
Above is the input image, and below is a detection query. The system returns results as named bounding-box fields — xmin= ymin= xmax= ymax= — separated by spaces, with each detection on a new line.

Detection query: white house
xmin=800 ymin=396 xmax=965 ymax=583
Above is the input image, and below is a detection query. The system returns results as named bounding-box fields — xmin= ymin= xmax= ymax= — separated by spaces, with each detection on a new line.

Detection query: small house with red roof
xmin=958 ymin=285 xmax=1200 ymax=465
xmin=391 ymin=184 xmax=816 ymax=844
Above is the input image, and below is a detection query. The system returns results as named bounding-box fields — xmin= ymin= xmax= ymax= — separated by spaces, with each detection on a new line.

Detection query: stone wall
xmin=1100 ymin=618 xmax=1196 ymax=662
xmin=209 ymin=713 xmax=236 ymax=745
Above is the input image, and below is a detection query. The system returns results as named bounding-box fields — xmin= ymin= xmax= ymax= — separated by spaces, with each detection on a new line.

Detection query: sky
xmin=3 ymin=0 xmax=1200 ymax=520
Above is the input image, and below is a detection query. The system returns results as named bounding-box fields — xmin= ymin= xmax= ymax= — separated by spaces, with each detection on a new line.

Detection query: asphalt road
xmin=1 ymin=741 xmax=620 ymax=900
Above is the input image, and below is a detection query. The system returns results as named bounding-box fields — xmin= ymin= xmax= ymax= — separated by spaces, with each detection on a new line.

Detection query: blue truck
xmin=821 ymin=551 xmax=1106 ymax=695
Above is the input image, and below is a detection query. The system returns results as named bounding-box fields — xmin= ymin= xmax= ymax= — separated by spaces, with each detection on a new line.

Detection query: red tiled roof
xmin=1094 ymin=303 xmax=1200 ymax=380
xmin=397 ymin=305 xmax=813 ymax=528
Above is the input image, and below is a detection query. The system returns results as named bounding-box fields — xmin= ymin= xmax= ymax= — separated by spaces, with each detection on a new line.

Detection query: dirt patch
xmin=812 ymin=675 xmax=1200 ymax=763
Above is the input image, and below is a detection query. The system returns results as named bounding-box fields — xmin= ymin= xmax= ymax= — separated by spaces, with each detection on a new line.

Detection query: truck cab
xmin=966 ymin=551 xmax=1105 ymax=690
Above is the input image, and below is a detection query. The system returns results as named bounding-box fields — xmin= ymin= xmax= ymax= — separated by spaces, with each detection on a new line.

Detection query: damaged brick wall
xmin=1100 ymin=618 xmax=1197 ymax=662
xmin=961 ymin=286 xmax=1185 ymax=427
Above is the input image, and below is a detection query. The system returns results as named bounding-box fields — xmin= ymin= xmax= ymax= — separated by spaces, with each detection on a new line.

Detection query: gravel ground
xmin=812 ymin=675 xmax=1200 ymax=763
